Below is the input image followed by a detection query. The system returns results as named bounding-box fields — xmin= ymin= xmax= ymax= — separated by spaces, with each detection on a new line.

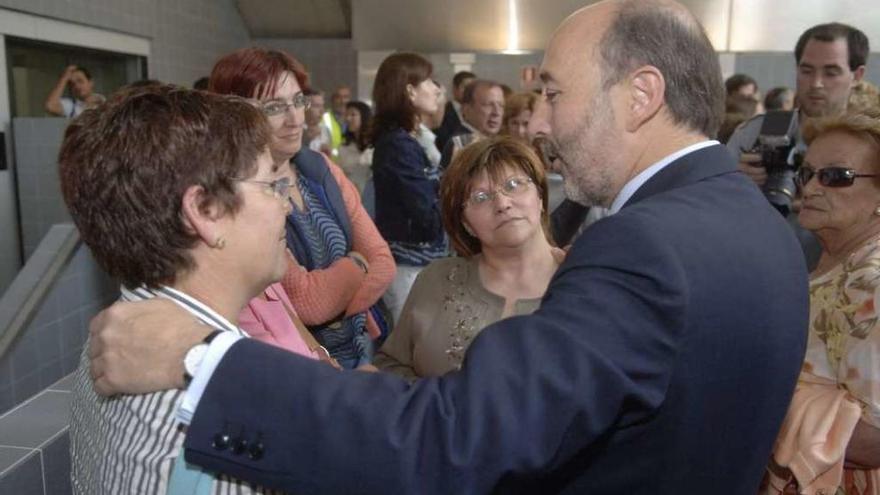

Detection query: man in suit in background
xmin=87 ymin=0 xmax=809 ymax=493
xmin=439 ymin=79 xmax=505 ymax=169
xmin=434 ymin=70 xmax=475 ymax=151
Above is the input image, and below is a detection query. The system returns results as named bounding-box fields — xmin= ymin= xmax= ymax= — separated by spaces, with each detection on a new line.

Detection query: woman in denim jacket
xmin=370 ymin=52 xmax=446 ymax=324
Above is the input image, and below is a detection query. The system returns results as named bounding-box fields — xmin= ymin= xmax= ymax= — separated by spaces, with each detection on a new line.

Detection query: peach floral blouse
xmin=805 ymin=238 xmax=880 ymax=430
xmin=781 ymin=236 xmax=880 ymax=494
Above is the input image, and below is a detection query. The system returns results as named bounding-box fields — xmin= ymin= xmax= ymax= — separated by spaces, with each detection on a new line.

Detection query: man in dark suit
xmin=433 ymin=70 xmax=475 ymax=152
xmin=438 ymin=79 xmax=505 ymax=169
xmin=87 ymin=1 xmax=809 ymax=493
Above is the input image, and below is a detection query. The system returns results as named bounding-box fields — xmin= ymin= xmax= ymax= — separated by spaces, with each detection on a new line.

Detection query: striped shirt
xmin=290 ymin=175 xmax=368 ymax=366
xmin=70 ymin=285 xmax=282 ymax=495
xmin=389 ymin=239 xmax=448 ymax=267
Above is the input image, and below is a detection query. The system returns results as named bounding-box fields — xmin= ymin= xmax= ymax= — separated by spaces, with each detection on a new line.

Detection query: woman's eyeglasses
xmin=796 ymin=166 xmax=878 ymax=188
xmin=261 ymin=94 xmax=311 ymax=117
xmin=236 ymin=177 xmax=292 ymax=199
xmin=466 ymin=176 xmax=533 ymax=209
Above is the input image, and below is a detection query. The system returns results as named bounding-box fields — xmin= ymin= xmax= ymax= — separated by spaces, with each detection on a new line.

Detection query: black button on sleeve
xmin=248 ymin=441 xmax=264 ymax=460
xmin=212 ymin=432 xmax=230 ymax=451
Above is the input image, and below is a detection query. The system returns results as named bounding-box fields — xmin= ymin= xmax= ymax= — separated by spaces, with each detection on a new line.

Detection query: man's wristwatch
xmin=183 ymin=329 xmax=223 ymax=387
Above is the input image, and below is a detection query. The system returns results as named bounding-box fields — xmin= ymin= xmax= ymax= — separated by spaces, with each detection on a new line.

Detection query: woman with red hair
xmin=210 ymin=47 xmax=394 ymax=369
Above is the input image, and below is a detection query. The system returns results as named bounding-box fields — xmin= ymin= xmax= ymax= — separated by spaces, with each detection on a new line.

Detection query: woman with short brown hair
xmin=374 ymin=136 xmax=562 ymax=378
xmin=502 ymin=91 xmax=538 ymax=142
xmin=65 ymin=84 xmax=289 ymax=493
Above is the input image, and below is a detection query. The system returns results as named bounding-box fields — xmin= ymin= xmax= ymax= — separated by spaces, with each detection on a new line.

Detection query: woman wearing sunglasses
xmin=766 ymin=107 xmax=880 ymax=494
xmin=374 ymin=137 xmax=563 ymax=378
xmin=210 ymin=48 xmax=395 ymax=370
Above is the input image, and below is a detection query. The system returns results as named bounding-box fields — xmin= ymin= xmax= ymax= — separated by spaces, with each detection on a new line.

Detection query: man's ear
xmin=625 ymin=65 xmax=665 ymax=133
xmin=853 ymin=64 xmax=867 ymax=84
xmin=180 ymin=185 xmax=226 ymax=246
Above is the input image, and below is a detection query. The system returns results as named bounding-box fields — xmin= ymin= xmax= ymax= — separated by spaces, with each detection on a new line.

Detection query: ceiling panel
xmin=351 ymin=0 xmax=733 ymax=53
xmin=728 ymin=0 xmax=879 ymax=52
xmin=352 ymin=0 xmax=577 ymax=52
xmin=237 ymin=0 xmax=351 ymax=38
xmin=239 ymin=0 xmax=876 ymax=54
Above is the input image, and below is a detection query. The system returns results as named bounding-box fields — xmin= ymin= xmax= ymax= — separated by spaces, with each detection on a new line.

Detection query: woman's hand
xmin=846 ymin=419 xmax=880 ymax=469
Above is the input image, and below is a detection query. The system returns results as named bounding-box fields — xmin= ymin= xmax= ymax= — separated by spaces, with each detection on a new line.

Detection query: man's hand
xmin=61 ymin=64 xmax=78 ymax=81
xmin=89 ymin=299 xmax=212 ymax=396
xmin=738 ymin=152 xmax=767 ymax=187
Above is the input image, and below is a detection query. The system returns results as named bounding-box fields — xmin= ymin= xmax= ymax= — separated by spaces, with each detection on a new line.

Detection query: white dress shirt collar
xmin=608 ymin=140 xmax=719 ymax=214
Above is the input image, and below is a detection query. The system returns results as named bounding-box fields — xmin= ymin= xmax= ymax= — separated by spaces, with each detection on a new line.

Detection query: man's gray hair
xmin=598 ymin=0 xmax=724 ymax=138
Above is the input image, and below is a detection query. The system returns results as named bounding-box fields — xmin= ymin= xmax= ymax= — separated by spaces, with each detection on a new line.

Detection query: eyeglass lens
xmin=797 ymin=166 xmax=871 ymax=188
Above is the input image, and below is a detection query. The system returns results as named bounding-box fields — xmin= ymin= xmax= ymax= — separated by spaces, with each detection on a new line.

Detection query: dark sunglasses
xmin=796 ymin=166 xmax=878 ymax=188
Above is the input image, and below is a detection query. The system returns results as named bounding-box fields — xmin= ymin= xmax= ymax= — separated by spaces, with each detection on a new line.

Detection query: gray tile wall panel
xmin=732 ymin=52 xmax=880 ymax=95
xmin=41 ymin=431 xmax=71 ymax=495
xmin=254 ymin=38 xmax=360 ymax=96
xmin=0 ymin=448 xmax=42 ymax=495
xmin=0 ymin=238 xmax=116 ymax=416
xmin=0 ymin=390 xmax=73 ymax=495
xmin=0 ymin=0 xmax=250 ymax=87
xmin=11 ymin=118 xmax=67 ymax=262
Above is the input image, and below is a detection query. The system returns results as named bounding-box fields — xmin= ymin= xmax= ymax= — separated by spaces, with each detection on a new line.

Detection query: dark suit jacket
xmin=433 ymin=101 xmax=468 ymax=152
xmin=438 ymin=128 xmax=475 ymax=170
xmin=550 ymin=198 xmax=590 ymax=246
xmin=184 ymin=144 xmax=809 ymax=494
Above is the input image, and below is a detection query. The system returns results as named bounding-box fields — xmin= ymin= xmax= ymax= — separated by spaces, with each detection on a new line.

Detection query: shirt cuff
xmin=177 ymin=331 xmax=243 ymax=424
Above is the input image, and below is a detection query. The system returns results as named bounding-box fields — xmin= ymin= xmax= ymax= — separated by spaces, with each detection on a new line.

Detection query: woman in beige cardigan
xmin=375 ymin=136 xmax=563 ymax=378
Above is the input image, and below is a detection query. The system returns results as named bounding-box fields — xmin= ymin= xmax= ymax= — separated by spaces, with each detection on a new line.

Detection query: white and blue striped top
xmin=70 ymin=285 xmax=282 ymax=495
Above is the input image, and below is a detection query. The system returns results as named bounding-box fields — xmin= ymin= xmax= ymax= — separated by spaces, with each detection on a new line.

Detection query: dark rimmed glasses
xmin=796 ymin=166 xmax=878 ymax=188
xmin=236 ymin=177 xmax=292 ymax=199
xmin=465 ymin=176 xmax=534 ymax=209
xmin=261 ymin=93 xmax=311 ymax=117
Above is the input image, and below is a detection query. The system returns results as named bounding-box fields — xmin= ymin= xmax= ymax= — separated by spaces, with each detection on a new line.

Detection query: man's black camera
xmin=746 ymin=110 xmax=802 ymax=216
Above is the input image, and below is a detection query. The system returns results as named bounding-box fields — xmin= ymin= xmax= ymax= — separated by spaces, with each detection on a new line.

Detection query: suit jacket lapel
xmin=623 ymin=144 xmax=737 ymax=209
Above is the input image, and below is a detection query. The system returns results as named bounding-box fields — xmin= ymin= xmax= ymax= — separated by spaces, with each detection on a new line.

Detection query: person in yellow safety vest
xmin=324 ymin=85 xmax=352 ymax=158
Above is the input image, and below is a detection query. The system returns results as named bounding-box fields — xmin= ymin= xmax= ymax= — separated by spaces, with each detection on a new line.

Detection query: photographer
xmin=726 ymin=22 xmax=868 ymax=270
